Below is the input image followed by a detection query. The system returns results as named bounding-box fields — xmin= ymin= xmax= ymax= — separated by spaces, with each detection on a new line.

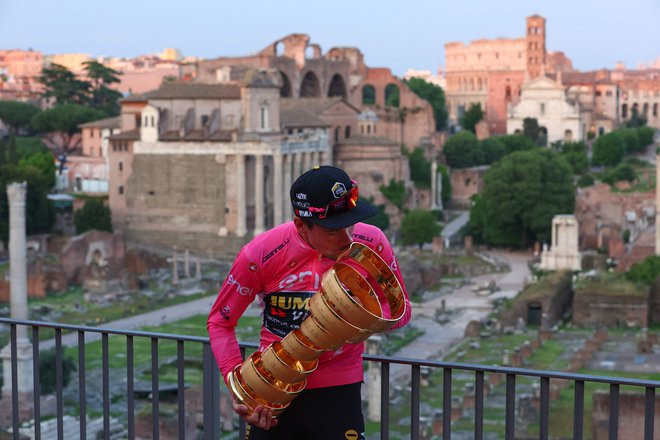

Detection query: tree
xmin=523 ymin=117 xmax=546 ymax=145
xmin=621 ymin=128 xmax=641 ymax=154
xmin=626 ymin=256 xmax=660 ymax=286
xmin=407 ymin=147 xmax=432 ymax=188
xmin=39 ymin=349 xmax=77 ymax=395
xmin=7 ymin=135 xmax=18 ymax=165
xmin=479 ymin=137 xmax=506 ymax=165
xmin=379 ymin=179 xmax=406 ymax=211
xmin=19 ymin=151 xmax=56 ymax=188
xmin=437 ymin=164 xmax=452 ymax=205
xmin=469 ymin=149 xmax=575 ymax=247
xmin=624 ymin=107 xmax=647 ymax=128
xmin=74 ymin=198 xmax=112 ymax=234
xmin=592 ymin=132 xmax=625 ymax=167
xmin=38 ymin=63 xmax=90 ymax=105
xmin=405 ymin=77 xmax=448 ymax=131
xmin=442 ymin=131 xmax=482 ymax=168
xmin=459 ymin=103 xmax=484 ymax=133
xmin=637 ymin=127 xmax=655 ymax=147
xmin=0 ymin=101 xmax=41 ymax=135
xmin=30 ymin=104 xmax=106 ymax=153
xmin=498 ymin=134 xmax=538 ymax=155
xmin=559 ymin=141 xmax=589 ymax=175
xmin=82 ymin=60 xmax=123 ymax=115
xmin=400 ymin=210 xmax=441 ymax=247
xmin=362 ymin=197 xmax=390 ymax=231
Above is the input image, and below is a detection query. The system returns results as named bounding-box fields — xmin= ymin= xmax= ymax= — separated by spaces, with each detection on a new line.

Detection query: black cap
xmin=290 ymin=166 xmax=377 ymax=229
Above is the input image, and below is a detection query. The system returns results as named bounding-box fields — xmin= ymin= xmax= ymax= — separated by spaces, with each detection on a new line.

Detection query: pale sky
xmin=1 ymin=0 xmax=659 ymax=76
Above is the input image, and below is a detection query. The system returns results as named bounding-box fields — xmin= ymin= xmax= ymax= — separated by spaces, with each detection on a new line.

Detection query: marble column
xmin=284 ymin=154 xmax=293 ymax=222
xmin=273 ymin=152 xmax=283 ymax=226
xmin=302 ymin=151 xmax=311 ymax=173
xmin=172 ymin=247 xmax=179 ymax=285
xmin=235 ymin=154 xmax=247 ymax=237
xmin=366 ymin=336 xmax=382 ymax=422
xmin=184 ymin=249 xmax=190 ymax=278
xmin=254 ymin=154 xmax=265 ymax=235
xmin=1 ymin=182 xmax=33 ymax=396
xmin=310 ymin=150 xmax=319 ymax=168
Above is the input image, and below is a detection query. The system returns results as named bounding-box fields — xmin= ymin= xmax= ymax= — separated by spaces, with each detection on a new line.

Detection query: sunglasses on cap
xmin=307 ymin=180 xmax=359 ymax=219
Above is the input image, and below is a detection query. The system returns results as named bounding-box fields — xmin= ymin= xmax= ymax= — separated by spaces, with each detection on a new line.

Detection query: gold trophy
xmin=227 ymin=242 xmax=407 ymax=416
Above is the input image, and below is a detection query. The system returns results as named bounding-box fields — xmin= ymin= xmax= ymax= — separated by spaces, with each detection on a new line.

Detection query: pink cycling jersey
xmin=207 ymin=221 xmax=410 ymax=389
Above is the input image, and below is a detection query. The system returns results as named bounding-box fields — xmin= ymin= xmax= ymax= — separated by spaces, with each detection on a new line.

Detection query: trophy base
xmin=227 ymin=367 xmax=289 ymax=417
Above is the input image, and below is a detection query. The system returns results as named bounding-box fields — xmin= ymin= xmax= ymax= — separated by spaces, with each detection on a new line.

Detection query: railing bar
xmin=539 ymin=377 xmax=549 ymax=440
xmin=573 ymin=380 xmax=584 ymax=440
xmin=127 ymin=335 xmax=135 ymax=440
xmin=411 ymin=364 xmax=421 ymax=440
xmin=644 ymin=387 xmax=655 ymax=440
xmin=10 ymin=324 xmax=19 ymax=440
xmin=505 ymin=373 xmax=515 ymax=440
xmin=78 ymin=331 xmax=86 ymax=440
xmin=475 ymin=371 xmax=484 ymax=440
xmin=177 ymin=340 xmax=185 ymax=440
xmin=55 ymin=329 xmax=63 ymax=440
xmin=609 ymin=383 xmax=619 ymax=440
xmin=102 ymin=333 xmax=110 ymax=440
xmin=381 ymin=362 xmax=390 ymax=440
xmin=32 ymin=326 xmax=41 ymax=440
xmin=203 ymin=344 xmax=221 ymax=440
xmin=443 ymin=368 xmax=452 ymax=440
xmin=151 ymin=337 xmax=159 ymax=440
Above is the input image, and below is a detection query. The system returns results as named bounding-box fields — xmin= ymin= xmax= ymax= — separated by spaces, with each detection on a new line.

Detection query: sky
xmin=1 ymin=0 xmax=659 ymax=76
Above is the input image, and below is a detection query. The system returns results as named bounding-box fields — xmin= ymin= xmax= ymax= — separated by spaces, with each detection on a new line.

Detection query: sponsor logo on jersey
xmin=352 ymin=233 xmax=373 ymax=243
xmin=247 ymin=261 xmax=257 ymax=273
xmin=262 ymin=238 xmax=290 ymax=263
xmin=263 ymin=291 xmax=314 ymax=337
xmin=220 ymin=305 xmax=231 ymax=320
xmin=226 ymin=273 xmax=253 ymax=296
xmin=377 ymin=242 xmax=384 ymax=254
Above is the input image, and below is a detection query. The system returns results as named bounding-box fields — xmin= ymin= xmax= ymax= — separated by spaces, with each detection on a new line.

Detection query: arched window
xmin=119 ymin=162 xmax=123 ymax=172
xmin=622 ymin=103 xmax=628 ymax=119
xmin=334 ymin=127 xmax=340 ymax=142
xmin=362 ymin=85 xmax=376 ymax=105
xmin=300 ymin=71 xmax=321 ymax=97
xmin=327 ymin=74 xmax=347 ymax=99
xmin=642 ymin=103 xmax=649 ymax=116
xmin=653 ymin=103 xmax=658 ymax=117
xmin=279 ymin=71 xmax=292 ymax=97
xmin=385 ymin=84 xmax=400 ymax=107
xmin=345 ymin=126 xmax=351 ymax=139
xmin=505 ymin=86 xmax=512 ymax=101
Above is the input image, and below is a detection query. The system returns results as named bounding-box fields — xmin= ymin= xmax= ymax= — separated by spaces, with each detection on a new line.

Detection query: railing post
xmin=203 ymin=344 xmax=221 ymax=440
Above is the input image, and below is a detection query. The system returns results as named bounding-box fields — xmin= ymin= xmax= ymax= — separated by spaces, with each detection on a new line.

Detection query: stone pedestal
xmin=0 ymin=342 xmax=34 ymax=398
xmin=365 ymin=336 xmax=382 ymax=422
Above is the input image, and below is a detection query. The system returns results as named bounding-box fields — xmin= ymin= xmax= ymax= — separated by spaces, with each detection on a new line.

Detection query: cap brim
xmin=307 ymin=200 xmax=378 ymax=229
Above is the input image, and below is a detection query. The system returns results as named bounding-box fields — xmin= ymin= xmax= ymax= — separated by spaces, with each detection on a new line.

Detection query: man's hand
xmin=232 ymin=402 xmax=278 ymax=430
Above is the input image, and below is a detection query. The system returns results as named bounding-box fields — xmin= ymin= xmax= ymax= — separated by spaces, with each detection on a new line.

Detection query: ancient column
xmin=430 ymin=161 xmax=439 ymax=210
xmin=235 ymin=154 xmax=247 ymax=237
xmin=1 ymin=182 xmax=34 ymax=397
xmin=184 ymin=249 xmax=190 ymax=278
xmin=254 ymin=154 xmax=265 ymax=235
xmin=302 ymin=151 xmax=311 ymax=173
xmin=366 ymin=336 xmax=382 ymax=422
xmin=284 ymin=154 xmax=293 ymax=222
xmin=310 ymin=150 xmax=319 ymax=168
xmin=195 ymin=258 xmax=202 ymax=279
xmin=172 ymin=247 xmax=179 ymax=285
xmin=293 ymin=152 xmax=303 ymax=181
xmin=273 ymin=152 xmax=283 ymax=226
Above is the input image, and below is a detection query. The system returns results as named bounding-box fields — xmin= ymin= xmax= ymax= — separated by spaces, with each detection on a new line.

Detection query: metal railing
xmin=1 ymin=318 xmax=660 ymax=440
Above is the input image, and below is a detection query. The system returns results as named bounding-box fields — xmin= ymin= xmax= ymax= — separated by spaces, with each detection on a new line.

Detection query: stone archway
xmin=362 ymin=84 xmax=376 ymax=105
xmin=300 ymin=71 xmax=321 ymax=97
xmin=279 ymin=71 xmax=292 ymax=97
xmin=328 ymin=74 xmax=347 ymax=99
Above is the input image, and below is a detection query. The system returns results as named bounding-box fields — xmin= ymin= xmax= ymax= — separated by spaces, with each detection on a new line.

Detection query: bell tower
xmin=526 ymin=15 xmax=546 ymax=79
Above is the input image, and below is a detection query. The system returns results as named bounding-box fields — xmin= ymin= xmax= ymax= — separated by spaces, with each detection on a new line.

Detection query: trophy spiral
xmin=226 ymin=242 xmax=406 ymax=416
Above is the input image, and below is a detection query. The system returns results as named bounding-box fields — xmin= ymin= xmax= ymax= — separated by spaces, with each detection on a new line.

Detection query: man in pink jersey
xmin=208 ymin=166 xmax=410 ymax=440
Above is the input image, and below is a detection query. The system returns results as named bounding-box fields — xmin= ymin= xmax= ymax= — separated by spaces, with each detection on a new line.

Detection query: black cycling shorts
xmin=245 ymin=382 xmax=365 ymax=440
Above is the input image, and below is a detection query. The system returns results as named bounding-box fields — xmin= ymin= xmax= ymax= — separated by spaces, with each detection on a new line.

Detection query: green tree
xmin=437 ymin=164 xmax=452 ymax=205
xmin=443 ymin=131 xmax=482 ymax=168
xmin=407 ymin=147 xmax=432 ymax=188
xmin=362 ymin=197 xmax=390 ymax=231
xmin=0 ymin=101 xmax=41 ymax=135
xmin=498 ymin=135 xmax=538 ymax=155
xmin=522 ymin=117 xmax=541 ymax=144
xmin=385 ymin=84 xmax=400 ymax=107
xmin=82 ymin=60 xmax=123 ymax=115
xmin=637 ymin=127 xmax=655 ymax=147
xmin=400 ymin=210 xmax=441 ymax=247
xmin=459 ymin=103 xmax=484 ymax=134
xmin=74 ymin=198 xmax=113 ymax=234
xmin=38 ymin=63 xmax=90 ymax=105
xmin=19 ymin=151 xmax=56 ymax=188
xmin=624 ymin=107 xmax=647 ymax=128
xmin=7 ymin=135 xmax=18 ymax=165
xmin=379 ymin=179 xmax=406 ymax=211
xmin=577 ymin=174 xmax=594 ymax=187
xmin=39 ymin=349 xmax=77 ymax=395
xmin=592 ymin=132 xmax=625 ymax=167
xmin=560 ymin=141 xmax=589 ymax=175
xmin=0 ymin=166 xmax=56 ymax=242
xmin=479 ymin=137 xmax=506 ymax=165
xmin=470 ymin=149 xmax=575 ymax=247
xmin=621 ymin=128 xmax=641 ymax=154
xmin=405 ymin=77 xmax=448 ymax=131
xmin=626 ymin=256 xmax=660 ymax=285
xmin=30 ymin=104 xmax=106 ymax=153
